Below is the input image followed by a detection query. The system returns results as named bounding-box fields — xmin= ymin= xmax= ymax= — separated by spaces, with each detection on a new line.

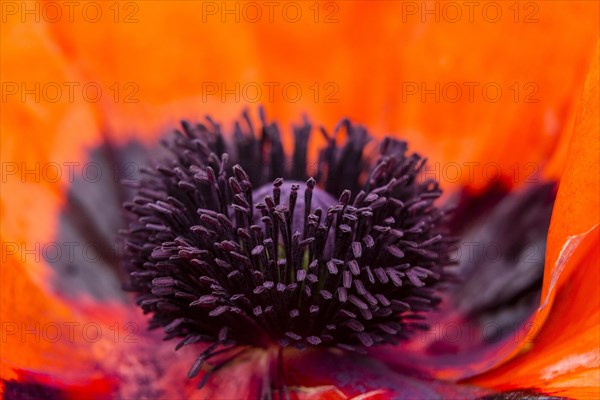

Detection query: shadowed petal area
xmin=441 ymin=183 xmax=555 ymax=345
xmin=2 ymin=370 xmax=114 ymax=400
xmin=284 ymin=348 xmax=492 ymax=399
xmin=46 ymin=141 xmax=149 ymax=300
xmin=467 ymin=226 xmax=599 ymax=398
xmin=369 ymin=181 xmax=556 ymax=381
xmin=2 ymin=377 xmax=63 ymax=400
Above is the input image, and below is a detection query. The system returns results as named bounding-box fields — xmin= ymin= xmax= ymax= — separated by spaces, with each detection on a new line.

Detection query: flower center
xmin=252 ymin=180 xmax=338 ymax=258
xmin=122 ymin=109 xmax=452 ymax=386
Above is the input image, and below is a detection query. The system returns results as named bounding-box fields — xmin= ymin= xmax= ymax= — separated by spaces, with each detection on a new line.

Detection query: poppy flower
xmin=1 ymin=1 xmax=599 ymax=399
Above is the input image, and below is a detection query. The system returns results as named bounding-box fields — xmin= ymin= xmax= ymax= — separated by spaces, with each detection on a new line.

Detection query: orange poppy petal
xmin=544 ymin=41 xmax=600 ymax=297
xmin=32 ymin=1 xmax=598 ymax=189
xmin=467 ymin=42 xmax=600 ymax=397
xmin=41 ymin=1 xmax=264 ymax=145
xmin=0 ymin=253 xmax=120 ymax=386
xmin=254 ymin=1 xmax=599 ymax=189
xmin=0 ymin=17 xmax=102 ymax=248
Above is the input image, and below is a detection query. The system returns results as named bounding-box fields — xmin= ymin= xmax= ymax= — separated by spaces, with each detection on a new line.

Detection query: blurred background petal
xmin=36 ymin=0 xmax=600 ymax=187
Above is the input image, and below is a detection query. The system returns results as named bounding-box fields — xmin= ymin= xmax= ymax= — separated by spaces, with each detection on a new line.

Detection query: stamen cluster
xmin=122 ymin=110 xmax=452 ymax=383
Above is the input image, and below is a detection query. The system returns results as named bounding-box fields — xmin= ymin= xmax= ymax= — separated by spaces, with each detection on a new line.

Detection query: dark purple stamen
xmin=121 ymin=108 xmax=453 ymax=387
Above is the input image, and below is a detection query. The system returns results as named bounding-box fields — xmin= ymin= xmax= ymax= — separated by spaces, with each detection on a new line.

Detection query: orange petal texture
xmin=468 ymin=43 xmax=600 ymax=398
xmin=544 ymin=42 xmax=600 ymax=296
xmin=28 ymin=1 xmax=600 ymax=185
xmin=1 ymin=254 xmax=101 ymax=382
xmin=0 ymin=17 xmax=101 ymax=251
